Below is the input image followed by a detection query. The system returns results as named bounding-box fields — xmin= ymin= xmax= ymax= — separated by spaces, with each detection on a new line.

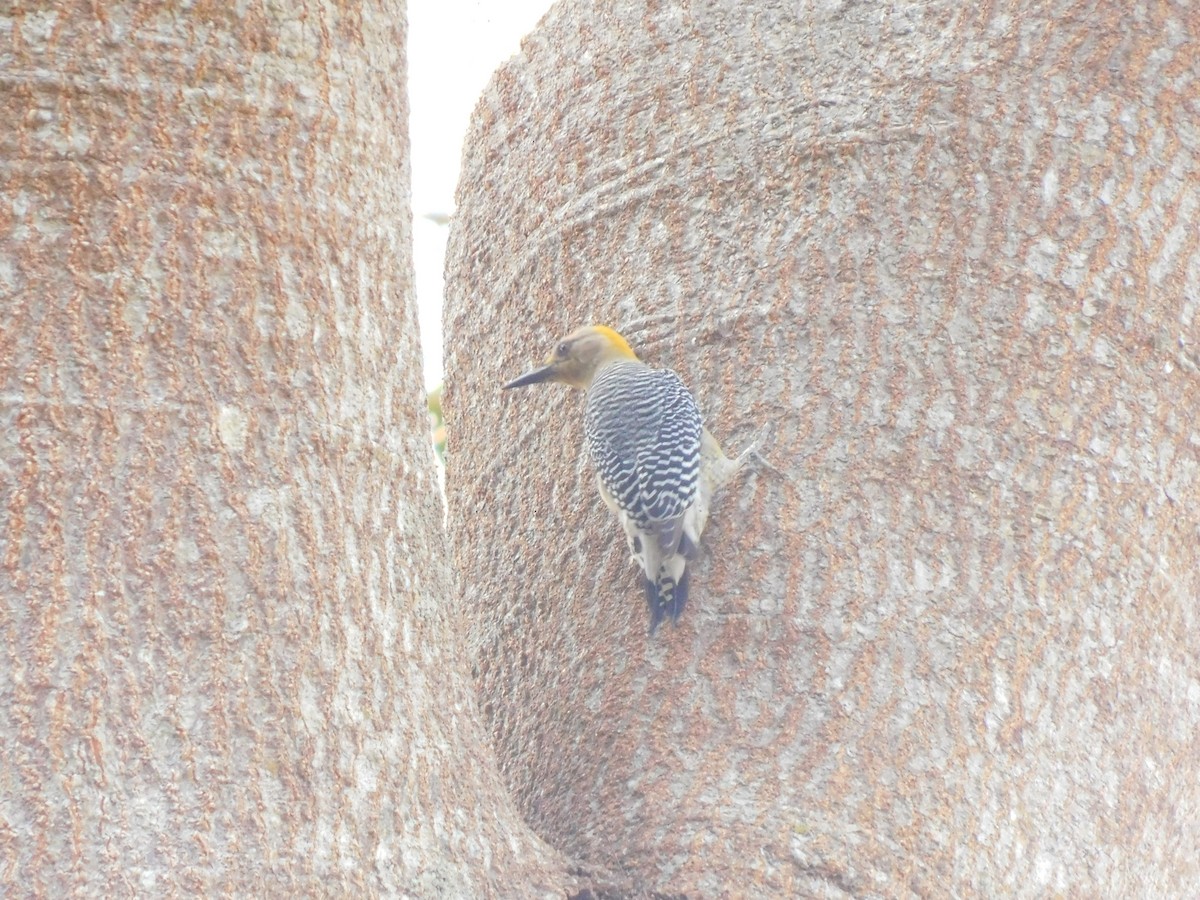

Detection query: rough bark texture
xmin=444 ymin=0 xmax=1200 ymax=895
xmin=0 ymin=3 xmax=565 ymax=896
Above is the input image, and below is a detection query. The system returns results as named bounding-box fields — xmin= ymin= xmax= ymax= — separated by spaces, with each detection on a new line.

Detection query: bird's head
xmin=503 ymin=325 xmax=639 ymax=391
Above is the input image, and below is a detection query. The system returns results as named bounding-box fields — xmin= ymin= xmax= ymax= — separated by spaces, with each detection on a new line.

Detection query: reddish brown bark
xmin=1 ymin=3 xmax=565 ymax=895
xmin=445 ymin=0 xmax=1200 ymax=895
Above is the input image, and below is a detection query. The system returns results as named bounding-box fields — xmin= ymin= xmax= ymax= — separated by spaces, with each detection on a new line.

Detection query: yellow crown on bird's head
xmin=571 ymin=325 xmax=637 ymax=362
xmin=504 ymin=324 xmax=639 ymax=391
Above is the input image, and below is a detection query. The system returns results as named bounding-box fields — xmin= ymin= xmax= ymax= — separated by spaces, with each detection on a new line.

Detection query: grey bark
xmin=0 ymin=3 xmax=565 ymax=896
xmin=445 ymin=0 xmax=1200 ymax=896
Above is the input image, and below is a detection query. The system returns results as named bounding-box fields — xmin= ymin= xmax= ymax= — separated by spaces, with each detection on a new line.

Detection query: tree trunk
xmin=444 ymin=0 xmax=1200 ymax=895
xmin=1 ymin=3 xmax=564 ymax=895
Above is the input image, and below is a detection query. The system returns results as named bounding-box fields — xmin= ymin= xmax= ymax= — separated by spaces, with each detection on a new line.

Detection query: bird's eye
xmin=556 ymin=341 xmax=570 ymax=357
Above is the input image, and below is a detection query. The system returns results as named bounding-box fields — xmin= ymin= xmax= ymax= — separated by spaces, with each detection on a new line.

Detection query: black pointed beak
xmin=503 ymin=364 xmax=556 ymax=390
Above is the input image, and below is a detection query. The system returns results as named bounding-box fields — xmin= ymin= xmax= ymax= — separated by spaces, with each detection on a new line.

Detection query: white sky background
xmin=407 ymin=0 xmax=553 ymax=389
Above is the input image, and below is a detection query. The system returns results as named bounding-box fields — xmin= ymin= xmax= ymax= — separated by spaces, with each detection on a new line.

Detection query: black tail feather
xmin=645 ymin=568 xmax=690 ymax=634
xmin=669 ymin=568 xmax=690 ymax=622
xmin=643 ymin=577 xmax=663 ymax=633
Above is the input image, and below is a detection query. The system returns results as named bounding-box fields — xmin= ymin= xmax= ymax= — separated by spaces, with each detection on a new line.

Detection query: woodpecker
xmin=503 ymin=324 xmax=753 ymax=633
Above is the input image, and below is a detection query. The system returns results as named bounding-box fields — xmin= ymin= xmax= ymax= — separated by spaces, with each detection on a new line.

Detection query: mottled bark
xmin=445 ymin=0 xmax=1200 ymax=896
xmin=1 ymin=3 xmax=564 ymax=896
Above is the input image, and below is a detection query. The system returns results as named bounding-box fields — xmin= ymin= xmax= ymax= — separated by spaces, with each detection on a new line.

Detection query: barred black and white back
xmin=584 ymin=360 xmax=703 ymax=632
